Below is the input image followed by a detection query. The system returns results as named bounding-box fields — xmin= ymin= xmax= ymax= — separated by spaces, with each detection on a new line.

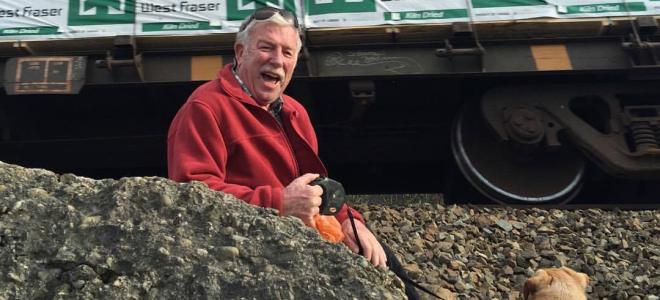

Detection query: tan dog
xmin=523 ymin=267 xmax=589 ymax=300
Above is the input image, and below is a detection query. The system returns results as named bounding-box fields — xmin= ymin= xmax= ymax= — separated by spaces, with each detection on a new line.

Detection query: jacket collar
xmin=218 ymin=64 xmax=260 ymax=107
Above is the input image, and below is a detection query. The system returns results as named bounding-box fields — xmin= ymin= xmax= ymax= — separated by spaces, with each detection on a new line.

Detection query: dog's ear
xmin=560 ymin=267 xmax=589 ymax=289
xmin=523 ymin=279 xmax=536 ymax=300
xmin=571 ymin=270 xmax=589 ymax=289
xmin=578 ymin=272 xmax=589 ymax=288
xmin=523 ymin=269 xmax=552 ymax=300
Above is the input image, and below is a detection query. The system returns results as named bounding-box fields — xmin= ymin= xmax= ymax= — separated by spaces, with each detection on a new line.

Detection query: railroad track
xmin=347 ymin=193 xmax=660 ymax=210
xmin=463 ymin=202 xmax=660 ymax=211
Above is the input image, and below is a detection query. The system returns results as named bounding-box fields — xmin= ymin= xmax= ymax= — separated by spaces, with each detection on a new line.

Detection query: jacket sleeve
xmin=167 ymin=100 xmax=284 ymax=213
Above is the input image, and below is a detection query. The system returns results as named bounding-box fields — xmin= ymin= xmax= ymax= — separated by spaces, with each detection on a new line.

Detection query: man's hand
xmin=341 ymin=218 xmax=387 ymax=268
xmin=282 ymin=173 xmax=323 ymax=227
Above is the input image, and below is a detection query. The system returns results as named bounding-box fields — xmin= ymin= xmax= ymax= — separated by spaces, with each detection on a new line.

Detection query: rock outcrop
xmin=0 ymin=162 xmax=405 ymax=299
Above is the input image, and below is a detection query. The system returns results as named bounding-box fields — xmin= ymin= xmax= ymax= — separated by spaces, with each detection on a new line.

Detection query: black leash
xmin=312 ymin=177 xmax=444 ymax=300
xmin=347 ymin=208 xmax=364 ymax=255
xmin=347 ymin=208 xmax=443 ymax=300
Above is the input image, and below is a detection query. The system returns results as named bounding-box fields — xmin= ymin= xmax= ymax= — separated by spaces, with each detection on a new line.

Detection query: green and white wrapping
xmin=0 ymin=0 xmax=304 ymax=40
xmin=137 ymin=0 xmax=303 ymax=35
xmin=304 ymin=0 xmax=470 ymax=28
xmin=0 ymin=0 xmax=658 ymax=41
xmin=471 ymin=0 xmax=557 ymax=21
xmin=304 ymin=0 xmax=561 ymax=26
xmin=0 ymin=0 xmax=135 ymax=39
xmin=647 ymin=0 xmax=660 ymax=13
xmin=137 ymin=1 xmax=225 ymax=34
xmin=550 ymin=0 xmax=651 ymax=17
xmin=304 ymin=0 xmax=660 ymax=26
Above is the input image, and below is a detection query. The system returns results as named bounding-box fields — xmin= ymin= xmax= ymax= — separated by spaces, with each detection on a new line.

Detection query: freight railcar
xmin=1 ymin=1 xmax=659 ymax=204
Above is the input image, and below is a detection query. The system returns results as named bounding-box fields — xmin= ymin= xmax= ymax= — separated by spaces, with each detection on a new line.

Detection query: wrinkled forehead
xmin=247 ymin=22 xmax=300 ymax=46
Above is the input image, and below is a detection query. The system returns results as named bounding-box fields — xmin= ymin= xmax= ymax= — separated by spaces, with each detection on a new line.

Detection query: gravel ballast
xmin=353 ymin=198 xmax=659 ymax=300
xmin=0 ymin=162 xmax=658 ymax=300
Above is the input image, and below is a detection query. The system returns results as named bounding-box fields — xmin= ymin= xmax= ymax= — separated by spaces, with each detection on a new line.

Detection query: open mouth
xmin=261 ymin=71 xmax=282 ymax=86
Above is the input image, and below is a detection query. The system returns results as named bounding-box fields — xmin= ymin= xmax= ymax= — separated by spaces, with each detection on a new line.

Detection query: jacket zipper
xmin=237 ymin=96 xmax=301 ymax=178
xmin=230 ymin=68 xmax=301 ymax=177
xmin=270 ymin=112 xmax=300 ymax=177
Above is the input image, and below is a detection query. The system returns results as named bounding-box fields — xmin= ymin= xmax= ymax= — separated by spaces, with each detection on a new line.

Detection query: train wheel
xmin=450 ymin=101 xmax=586 ymax=204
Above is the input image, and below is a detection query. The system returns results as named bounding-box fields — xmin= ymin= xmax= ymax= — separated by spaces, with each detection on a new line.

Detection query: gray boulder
xmin=0 ymin=162 xmax=405 ymax=299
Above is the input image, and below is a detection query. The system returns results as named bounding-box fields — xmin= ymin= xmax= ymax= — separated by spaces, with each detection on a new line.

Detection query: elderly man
xmin=168 ymin=4 xmax=405 ymax=286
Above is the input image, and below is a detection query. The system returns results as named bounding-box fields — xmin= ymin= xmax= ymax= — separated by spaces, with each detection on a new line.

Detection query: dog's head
xmin=523 ymin=267 xmax=589 ymax=300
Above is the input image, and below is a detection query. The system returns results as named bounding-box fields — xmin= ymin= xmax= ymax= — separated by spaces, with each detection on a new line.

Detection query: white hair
xmin=235 ymin=12 xmax=302 ymax=52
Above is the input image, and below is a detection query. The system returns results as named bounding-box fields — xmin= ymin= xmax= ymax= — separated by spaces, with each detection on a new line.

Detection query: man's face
xmin=235 ymin=22 xmax=299 ymax=108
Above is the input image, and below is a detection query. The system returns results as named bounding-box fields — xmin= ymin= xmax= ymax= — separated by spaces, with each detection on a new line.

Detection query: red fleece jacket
xmin=167 ymin=64 xmax=362 ymax=224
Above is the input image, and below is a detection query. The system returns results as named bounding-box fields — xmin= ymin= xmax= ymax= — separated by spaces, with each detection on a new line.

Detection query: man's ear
xmin=234 ymin=43 xmax=245 ymax=65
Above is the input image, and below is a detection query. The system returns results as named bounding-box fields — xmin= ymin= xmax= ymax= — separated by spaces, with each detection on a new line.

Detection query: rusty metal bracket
xmin=95 ymin=35 xmax=144 ymax=81
xmin=622 ymin=16 xmax=660 ymax=67
xmin=435 ymin=22 xmax=485 ymax=72
xmin=299 ymin=31 xmax=318 ymax=77
xmin=386 ymin=27 xmax=401 ymax=43
xmin=12 ymin=41 xmax=35 ymax=56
